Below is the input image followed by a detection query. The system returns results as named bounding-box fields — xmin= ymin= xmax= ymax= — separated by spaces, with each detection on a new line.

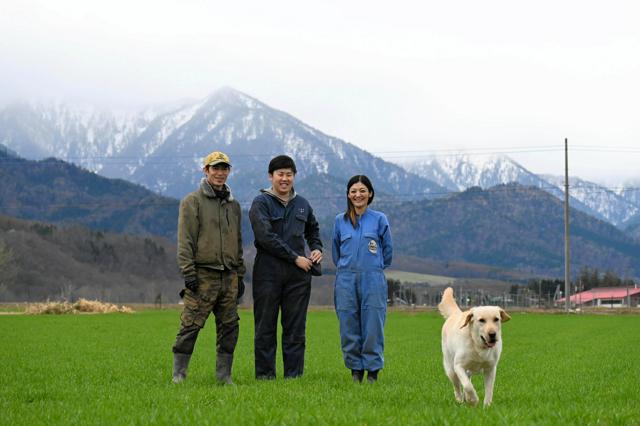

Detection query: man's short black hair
xmin=268 ymin=155 xmax=297 ymax=174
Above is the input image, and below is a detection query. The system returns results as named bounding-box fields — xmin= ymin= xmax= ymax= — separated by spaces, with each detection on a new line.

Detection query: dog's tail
xmin=438 ymin=287 xmax=461 ymax=319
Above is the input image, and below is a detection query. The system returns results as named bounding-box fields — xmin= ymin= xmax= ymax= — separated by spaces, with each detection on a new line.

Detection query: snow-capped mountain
xmin=399 ymin=154 xmax=548 ymax=192
xmin=0 ymin=88 xmax=446 ymax=209
xmin=617 ymin=178 xmax=640 ymax=209
xmin=3 ymin=88 xmax=637 ymax=226
xmin=399 ymin=155 xmax=639 ymax=228
xmin=618 ymin=178 xmax=640 ymax=239
xmin=625 ymin=214 xmax=640 ymax=241
xmin=0 ymin=102 xmax=151 ymax=170
xmin=541 ymin=175 xmax=639 ymax=227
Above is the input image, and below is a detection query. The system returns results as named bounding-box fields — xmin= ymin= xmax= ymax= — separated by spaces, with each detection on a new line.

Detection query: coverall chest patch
xmin=368 ymin=239 xmax=378 ymax=254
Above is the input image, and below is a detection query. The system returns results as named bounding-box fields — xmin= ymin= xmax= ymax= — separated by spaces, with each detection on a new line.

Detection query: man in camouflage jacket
xmin=171 ymin=151 xmax=245 ymax=385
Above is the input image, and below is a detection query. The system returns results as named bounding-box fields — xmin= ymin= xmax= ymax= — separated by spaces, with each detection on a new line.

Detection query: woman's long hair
xmin=345 ymin=175 xmax=375 ymax=227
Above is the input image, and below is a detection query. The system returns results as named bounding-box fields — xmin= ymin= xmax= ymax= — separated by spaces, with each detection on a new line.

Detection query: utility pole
xmin=538 ymin=280 xmax=542 ymax=308
xmin=564 ymin=138 xmax=571 ymax=312
xmin=626 ymin=269 xmax=631 ymax=308
xmin=627 ymin=286 xmax=630 ymax=308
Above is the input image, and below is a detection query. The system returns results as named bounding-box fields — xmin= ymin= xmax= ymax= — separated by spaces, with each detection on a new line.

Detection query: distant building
xmin=558 ymin=286 xmax=640 ymax=308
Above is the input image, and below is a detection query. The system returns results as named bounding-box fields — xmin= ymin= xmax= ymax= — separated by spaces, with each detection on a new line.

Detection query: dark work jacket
xmin=249 ymin=189 xmax=323 ymax=263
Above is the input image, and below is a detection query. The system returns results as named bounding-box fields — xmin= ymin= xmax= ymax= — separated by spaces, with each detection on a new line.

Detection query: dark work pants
xmin=252 ymin=253 xmax=311 ymax=378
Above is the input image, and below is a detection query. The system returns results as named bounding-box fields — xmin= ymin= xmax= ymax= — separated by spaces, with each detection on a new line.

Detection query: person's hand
xmin=295 ymin=256 xmax=313 ymax=272
xmin=237 ymin=277 xmax=245 ymax=302
xmin=185 ymin=276 xmax=198 ymax=292
xmin=309 ymin=249 xmax=323 ymax=264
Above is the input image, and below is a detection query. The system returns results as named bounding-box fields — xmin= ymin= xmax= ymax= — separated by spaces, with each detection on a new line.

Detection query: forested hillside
xmin=0 ymin=148 xmax=179 ymax=240
xmin=386 ymin=184 xmax=640 ymax=276
xmin=0 ymin=215 xmax=181 ymax=302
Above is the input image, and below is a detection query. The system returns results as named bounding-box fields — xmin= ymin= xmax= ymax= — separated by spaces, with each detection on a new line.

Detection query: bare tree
xmin=0 ymin=239 xmax=17 ymax=287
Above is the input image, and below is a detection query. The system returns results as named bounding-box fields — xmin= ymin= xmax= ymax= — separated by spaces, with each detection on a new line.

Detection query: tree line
xmin=524 ymin=267 xmax=636 ymax=298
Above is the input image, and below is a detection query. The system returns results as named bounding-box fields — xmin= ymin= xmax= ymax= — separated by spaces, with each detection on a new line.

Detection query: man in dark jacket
xmin=171 ymin=151 xmax=245 ymax=385
xmin=249 ymin=155 xmax=323 ymax=379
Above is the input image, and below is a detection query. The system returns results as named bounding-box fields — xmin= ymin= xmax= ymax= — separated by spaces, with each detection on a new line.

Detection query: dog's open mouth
xmin=481 ymin=335 xmax=497 ymax=348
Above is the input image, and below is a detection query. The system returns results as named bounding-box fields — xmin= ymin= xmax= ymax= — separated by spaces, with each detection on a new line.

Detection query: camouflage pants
xmin=172 ymin=269 xmax=239 ymax=356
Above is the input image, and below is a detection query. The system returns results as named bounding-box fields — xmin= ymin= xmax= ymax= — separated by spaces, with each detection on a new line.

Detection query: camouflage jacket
xmin=177 ymin=179 xmax=245 ymax=280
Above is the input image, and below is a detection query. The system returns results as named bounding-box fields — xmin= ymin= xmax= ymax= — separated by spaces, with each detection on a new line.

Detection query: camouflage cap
xmin=203 ymin=151 xmax=232 ymax=168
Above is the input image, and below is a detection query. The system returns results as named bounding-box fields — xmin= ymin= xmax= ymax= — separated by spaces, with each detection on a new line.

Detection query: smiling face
xmin=348 ymin=182 xmax=373 ymax=214
xmin=269 ymin=168 xmax=295 ymax=197
xmin=204 ymin=164 xmax=231 ymax=189
xmin=463 ymin=306 xmax=511 ymax=349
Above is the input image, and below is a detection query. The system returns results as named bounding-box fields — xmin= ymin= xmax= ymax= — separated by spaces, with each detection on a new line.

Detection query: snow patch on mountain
xmin=399 ymin=154 xmax=541 ymax=192
xmin=327 ymin=139 xmax=347 ymax=161
xmin=144 ymin=99 xmax=207 ymax=156
xmin=542 ymin=175 xmax=639 ymax=226
xmin=617 ymin=178 xmax=640 ymax=209
xmin=206 ymin=111 xmax=224 ymax=132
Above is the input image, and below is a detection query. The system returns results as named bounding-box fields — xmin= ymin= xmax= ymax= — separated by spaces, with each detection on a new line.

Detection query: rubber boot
xmin=367 ymin=369 xmax=379 ymax=383
xmin=352 ymin=369 xmax=364 ymax=383
xmin=216 ymin=353 xmax=234 ymax=385
xmin=172 ymin=352 xmax=191 ymax=383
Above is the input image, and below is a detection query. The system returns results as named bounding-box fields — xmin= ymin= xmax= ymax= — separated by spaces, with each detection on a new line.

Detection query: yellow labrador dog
xmin=438 ymin=287 xmax=510 ymax=406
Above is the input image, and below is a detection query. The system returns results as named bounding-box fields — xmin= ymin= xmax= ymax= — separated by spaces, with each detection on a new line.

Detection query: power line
xmin=3 ymin=144 xmax=640 ymax=164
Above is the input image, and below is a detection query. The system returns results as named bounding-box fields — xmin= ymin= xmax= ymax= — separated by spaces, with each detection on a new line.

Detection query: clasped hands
xmin=295 ymin=249 xmax=322 ymax=272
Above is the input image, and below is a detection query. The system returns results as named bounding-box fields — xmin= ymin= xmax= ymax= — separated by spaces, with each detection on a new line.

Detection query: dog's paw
xmin=464 ymin=389 xmax=479 ymax=405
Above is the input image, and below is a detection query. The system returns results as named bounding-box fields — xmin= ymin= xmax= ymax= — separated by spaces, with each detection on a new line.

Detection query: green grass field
xmin=1 ymin=309 xmax=639 ymax=425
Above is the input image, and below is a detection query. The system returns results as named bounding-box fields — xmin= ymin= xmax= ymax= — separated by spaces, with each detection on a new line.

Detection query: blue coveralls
xmin=332 ymin=209 xmax=392 ymax=372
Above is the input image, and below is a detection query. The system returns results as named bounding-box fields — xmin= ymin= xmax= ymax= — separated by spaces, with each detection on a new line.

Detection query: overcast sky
xmin=1 ymin=0 xmax=639 ymax=185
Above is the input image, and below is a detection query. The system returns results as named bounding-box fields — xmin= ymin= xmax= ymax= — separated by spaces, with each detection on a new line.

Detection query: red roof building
xmin=558 ymin=286 xmax=640 ymax=308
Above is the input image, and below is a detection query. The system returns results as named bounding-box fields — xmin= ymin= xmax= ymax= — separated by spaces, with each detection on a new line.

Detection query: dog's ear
xmin=461 ymin=310 xmax=474 ymax=328
xmin=500 ymin=309 xmax=511 ymax=323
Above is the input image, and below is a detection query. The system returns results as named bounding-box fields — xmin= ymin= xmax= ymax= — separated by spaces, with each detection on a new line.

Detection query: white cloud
xmin=1 ymin=0 xmax=639 ymax=182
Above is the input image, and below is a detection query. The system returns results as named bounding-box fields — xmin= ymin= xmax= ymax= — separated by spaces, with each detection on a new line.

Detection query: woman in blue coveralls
xmin=332 ymin=175 xmax=392 ymax=383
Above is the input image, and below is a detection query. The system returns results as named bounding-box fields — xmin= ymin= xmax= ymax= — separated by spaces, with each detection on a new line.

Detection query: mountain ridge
xmin=2 ymin=148 xmax=639 ymax=278
xmin=400 ymin=154 xmax=640 ymax=228
xmin=2 ymin=88 xmax=639 ymax=233
xmin=0 ymin=147 xmax=179 ymax=240
xmin=0 ymin=88 xmax=448 ymax=206
xmin=386 ymin=183 xmax=640 ymax=277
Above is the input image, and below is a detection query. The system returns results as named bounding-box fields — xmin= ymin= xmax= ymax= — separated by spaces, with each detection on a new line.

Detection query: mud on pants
xmin=172 ymin=269 xmax=239 ymax=356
